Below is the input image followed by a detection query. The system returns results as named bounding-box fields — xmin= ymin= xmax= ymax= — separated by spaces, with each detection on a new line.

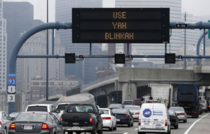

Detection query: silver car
xmin=124 ymin=105 xmax=140 ymax=121
xmin=169 ymin=107 xmax=187 ymax=123
xmin=201 ymin=99 xmax=208 ymax=112
xmin=0 ymin=112 xmax=63 ymax=134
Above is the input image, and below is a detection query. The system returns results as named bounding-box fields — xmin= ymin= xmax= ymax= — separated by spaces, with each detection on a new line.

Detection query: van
xmin=138 ymin=103 xmax=171 ymax=134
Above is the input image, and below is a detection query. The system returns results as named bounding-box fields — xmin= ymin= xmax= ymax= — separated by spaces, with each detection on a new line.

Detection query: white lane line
xmin=134 ymin=128 xmax=138 ymax=130
xmin=184 ymin=113 xmax=210 ymax=134
xmin=123 ymin=132 xmax=128 ymax=134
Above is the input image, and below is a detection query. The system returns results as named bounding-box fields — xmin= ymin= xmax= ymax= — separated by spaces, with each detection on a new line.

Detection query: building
xmin=29 ymin=76 xmax=79 ymax=103
xmin=0 ymin=0 xmax=7 ymax=92
xmin=16 ymin=21 xmax=65 ymax=100
xmin=0 ymin=93 xmax=7 ymax=112
xmin=115 ymin=0 xmax=182 ymax=64
xmin=55 ymin=0 xmax=107 ymax=84
xmin=3 ymin=2 xmax=33 ymax=75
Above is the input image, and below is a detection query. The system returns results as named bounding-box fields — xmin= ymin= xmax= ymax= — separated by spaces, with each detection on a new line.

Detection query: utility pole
xmin=184 ymin=12 xmax=187 ymax=67
xmin=46 ymin=0 xmax=49 ymax=101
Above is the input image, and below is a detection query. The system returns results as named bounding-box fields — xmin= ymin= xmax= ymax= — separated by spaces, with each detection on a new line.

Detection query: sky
xmin=3 ymin=0 xmax=210 ymax=22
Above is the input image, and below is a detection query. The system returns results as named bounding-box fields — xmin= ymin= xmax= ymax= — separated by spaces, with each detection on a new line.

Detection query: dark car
xmin=60 ymin=103 xmax=103 ymax=134
xmin=133 ymin=99 xmax=142 ymax=107
xmin=1 ymin=112 xmax=63 ymax=134
xmin=112 ymin=109 xmax=134 ymax=127
xmin=168 ymin=110 xmax=179 ymax=129
xmin=9 ymin=112 xmax=20 ymax=121
xmin=108 ymin=104 xmax=123 ymax=110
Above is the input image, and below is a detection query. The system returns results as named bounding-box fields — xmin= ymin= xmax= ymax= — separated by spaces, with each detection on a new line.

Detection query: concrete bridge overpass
xmin=81 ymin=65 xmax=210 ymax=104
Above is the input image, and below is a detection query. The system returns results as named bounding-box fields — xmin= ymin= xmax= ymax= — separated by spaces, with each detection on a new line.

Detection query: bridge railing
xmin=81 ymin=73 xmax=118 ymax=90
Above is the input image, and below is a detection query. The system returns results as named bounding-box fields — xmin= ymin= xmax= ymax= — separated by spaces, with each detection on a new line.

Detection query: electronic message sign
xmin=72 ymin=8 xmax=169 ymax=43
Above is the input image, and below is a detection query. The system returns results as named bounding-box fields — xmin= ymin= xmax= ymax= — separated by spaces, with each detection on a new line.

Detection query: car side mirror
xmin=131 ymin=112 xmax=134 ymax=115
xmin=52 ymin=109 xmax=60 ymax=113
xmin=7 ymin=116 xmax=11 ymax=120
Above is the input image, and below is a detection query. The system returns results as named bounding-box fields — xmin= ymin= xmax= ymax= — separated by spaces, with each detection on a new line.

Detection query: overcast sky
xmin=3 ymin=0 xmax=210 ymax=22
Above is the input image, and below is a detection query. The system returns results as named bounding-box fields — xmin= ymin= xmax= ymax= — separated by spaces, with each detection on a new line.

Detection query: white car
xmin=25 ymin=104 xmax=59 ymax=118
xmin=124 ymin=105 xmax=140 ymax=120
xmin=0 ymin=111 xmax=10 ymax=129
xmin=99 ymin=108 xmax=117 ymax=131
xmin=138 ymin=103 xmax=171 ymax=134
xmin=55 ymin=103 xmax=69 ymax=118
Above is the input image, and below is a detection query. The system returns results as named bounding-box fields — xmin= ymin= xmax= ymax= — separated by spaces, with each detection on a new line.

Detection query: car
xmin=133 ymin=99 xmax=142 ymax=107
xmin=9 ymin=112 xmax=20 ymax=121
xmin=208 ymin=101 xmax=210 ymax=111
xmin=55 ymin=103 xmax=69 ymax=118
xmin=168 ymin=110 xmax=179 ymax=129
xmin=59 ymin=103 xmax=103 ymax=134
xmin=99 ymin=108 xmax=117 ymax=131
xmin=25 ymin=104 xmax=59 ymax=118
xmin=112 ymin=108 xmax=134 ymax=127
xmin=169 ymin=107 xmax=187 ymax=123
xmin=0 ymin=111 xmax=11 ymax=129
xmin=201 ymin=99 xmax=208 ymax=112
xmin=124 ymin=105 xmax=140 ymax=121
xmin=122 ymin=100 xmax=133 ymax=107
xmin=108 ymin=104 xmax=123 ymax=110
xmin=199 ymin=103 xmax=204 ymax=115
xmin=1 ymin=111 xmax=63 ymax=134
xmin=138 ymin=103 xmax=171 ymax=134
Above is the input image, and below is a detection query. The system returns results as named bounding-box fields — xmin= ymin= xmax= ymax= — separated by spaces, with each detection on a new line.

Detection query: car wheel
xmin=174 ymin=123 xmax=178 ymax=129
xmin=91 ymin=128 xmax=97 ymax=134
xmin=128 ymin=121 xmax=131 ymax=127
xmin=113 ymin=123 xmax=117 ymax=130
xmin=138 ymin=132 xmax=146 ymax=134
xmin=167 ymin=127 xmax=171 ymax=134
xmin=109 ymin=123 xmax=113 ymax=131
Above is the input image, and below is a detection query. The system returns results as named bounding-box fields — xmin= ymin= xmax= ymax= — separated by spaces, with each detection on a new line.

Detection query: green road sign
xmin=209 ymin=20 xmax=210 ymax=39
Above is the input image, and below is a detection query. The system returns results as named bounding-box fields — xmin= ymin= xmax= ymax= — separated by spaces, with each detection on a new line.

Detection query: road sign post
xmin=8 ymin=73 xmax=16 ymax=114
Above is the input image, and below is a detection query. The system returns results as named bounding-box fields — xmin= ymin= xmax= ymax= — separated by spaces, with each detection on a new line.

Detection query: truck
xmin=147 ymin=83 xmax=173 ymax=108
xmin=58 ymin=103 xmax=103 ymax=134
xmin=177 ymin=84 xmax=200 ymax=118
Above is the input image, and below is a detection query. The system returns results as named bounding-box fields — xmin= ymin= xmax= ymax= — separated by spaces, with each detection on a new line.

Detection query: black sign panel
xmin=165 ymin=53 xmax=176 ymax=64
xmin=72 ymin=8 xmax=170 ymax=43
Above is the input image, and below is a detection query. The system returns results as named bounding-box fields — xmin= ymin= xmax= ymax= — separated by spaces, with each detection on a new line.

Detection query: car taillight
xmin=59 ymin=118 xmax=63 ymax=122
xmin=89 ymin=118 xmax=94 ymax=124
xmin=0 ymin=122 xmax=2 ymax=125
xmin=165 ymin=120 xmax=168 ymax=126
xmin=102 ymin=117 xmax=111 ymax=120
xmin=9 ymin=123 xmax=15 ymax=129
xmin=194 ymin=111 xmax=197 ymax=113
xmin=135 ymin=112 xmax=140 ymax=115
xmin=125 ymin=114 xmax=129 ymax=118
xmin=41 ymin=124 xmax=49 ymax=129
xmin=178 ymin=113 xmax=185 ymax=115
xmin=205 ymin=105 xmax=207 ymax=107
xmin=138 ymin=119 xmax=141 ymax=126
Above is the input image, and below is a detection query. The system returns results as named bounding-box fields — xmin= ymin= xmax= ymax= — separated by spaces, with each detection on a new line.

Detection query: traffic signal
xmin=65 ymin=53 xmax=75 ymax=63
xmin=165 ymin=53 xmax=176 ymax=64
xmin=115 ymin=54 xmax=125 ymax=64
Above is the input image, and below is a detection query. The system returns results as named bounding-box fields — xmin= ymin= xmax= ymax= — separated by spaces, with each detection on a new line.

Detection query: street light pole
xmin=46 ymin=0 xmax=49 ymax=101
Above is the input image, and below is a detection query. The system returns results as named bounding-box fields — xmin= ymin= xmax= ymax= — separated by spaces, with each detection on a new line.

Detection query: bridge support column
xmin=120 ymin=82 xmax=137 ymax=102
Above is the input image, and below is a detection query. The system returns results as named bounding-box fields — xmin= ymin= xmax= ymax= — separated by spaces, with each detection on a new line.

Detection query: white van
xmin=138 ymin=103 xmax=171 ymax=134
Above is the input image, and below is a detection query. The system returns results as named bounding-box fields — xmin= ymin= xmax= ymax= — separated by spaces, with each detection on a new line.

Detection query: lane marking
xmin=134 ymin=128 xmax=138 ymax=130
xmin=184 ymin=113 xmax=210 ymax=134
xmin=123 ymin=132 xmax=128 ymax=134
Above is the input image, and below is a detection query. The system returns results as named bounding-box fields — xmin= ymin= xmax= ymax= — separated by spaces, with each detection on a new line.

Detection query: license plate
xmin=24 ymin=125 xmax=32 ymax=130
xmin=144 ymin=123 xmax=149 ymax=125
xmin=72 ymin=127 xmax=80 ymax=130
xmin=156 ymin=124 xmax=161 ymax=126
xmin=117 ymin=119 xmax=120 ymax=121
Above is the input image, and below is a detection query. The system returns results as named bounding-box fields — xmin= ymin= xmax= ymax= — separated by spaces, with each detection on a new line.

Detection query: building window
xmin=33 ymin=82 xmax=39 ymax=85
xmin=41 ymin=82 xmax=46 ymax=85
xmin=50 ymin=82 xmax=54 ymax=85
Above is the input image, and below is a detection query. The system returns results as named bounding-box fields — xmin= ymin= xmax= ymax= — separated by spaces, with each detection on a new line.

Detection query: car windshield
xmin=109 ymin=104 xmax=121 ymax=108
xmin=57 ymin=104 xmax=68 ymax=110
xmin=99 ymin=109 xmax=109 ymax=115
xmin=135 ymin=100 xmax=142 ymax=105
xmin=169 ymin=107 xmax=184 ymax=111
xmin=27 ymin=106 xmax=48 ymax=112
xmin=112 ymin=109 xmax=128 ymax=114
xmin=124 ymin=106 xmax=140 ymax=110
xmin=123 ymin=101 xmax=133 ymax=105
xmin=168 ymin=110 xmax=175 ymax=115
xmin=9 ymin=112 xmax=19 ymax=118
xmin=16 ymin=113 xmax=47 ymax=122
xmin=67 ymin=105 xmax=94 ymax=113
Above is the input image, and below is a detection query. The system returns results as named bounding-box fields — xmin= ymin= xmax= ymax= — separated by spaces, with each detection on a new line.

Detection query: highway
xmin=100 ymin=113 xmax=210 ymax=134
